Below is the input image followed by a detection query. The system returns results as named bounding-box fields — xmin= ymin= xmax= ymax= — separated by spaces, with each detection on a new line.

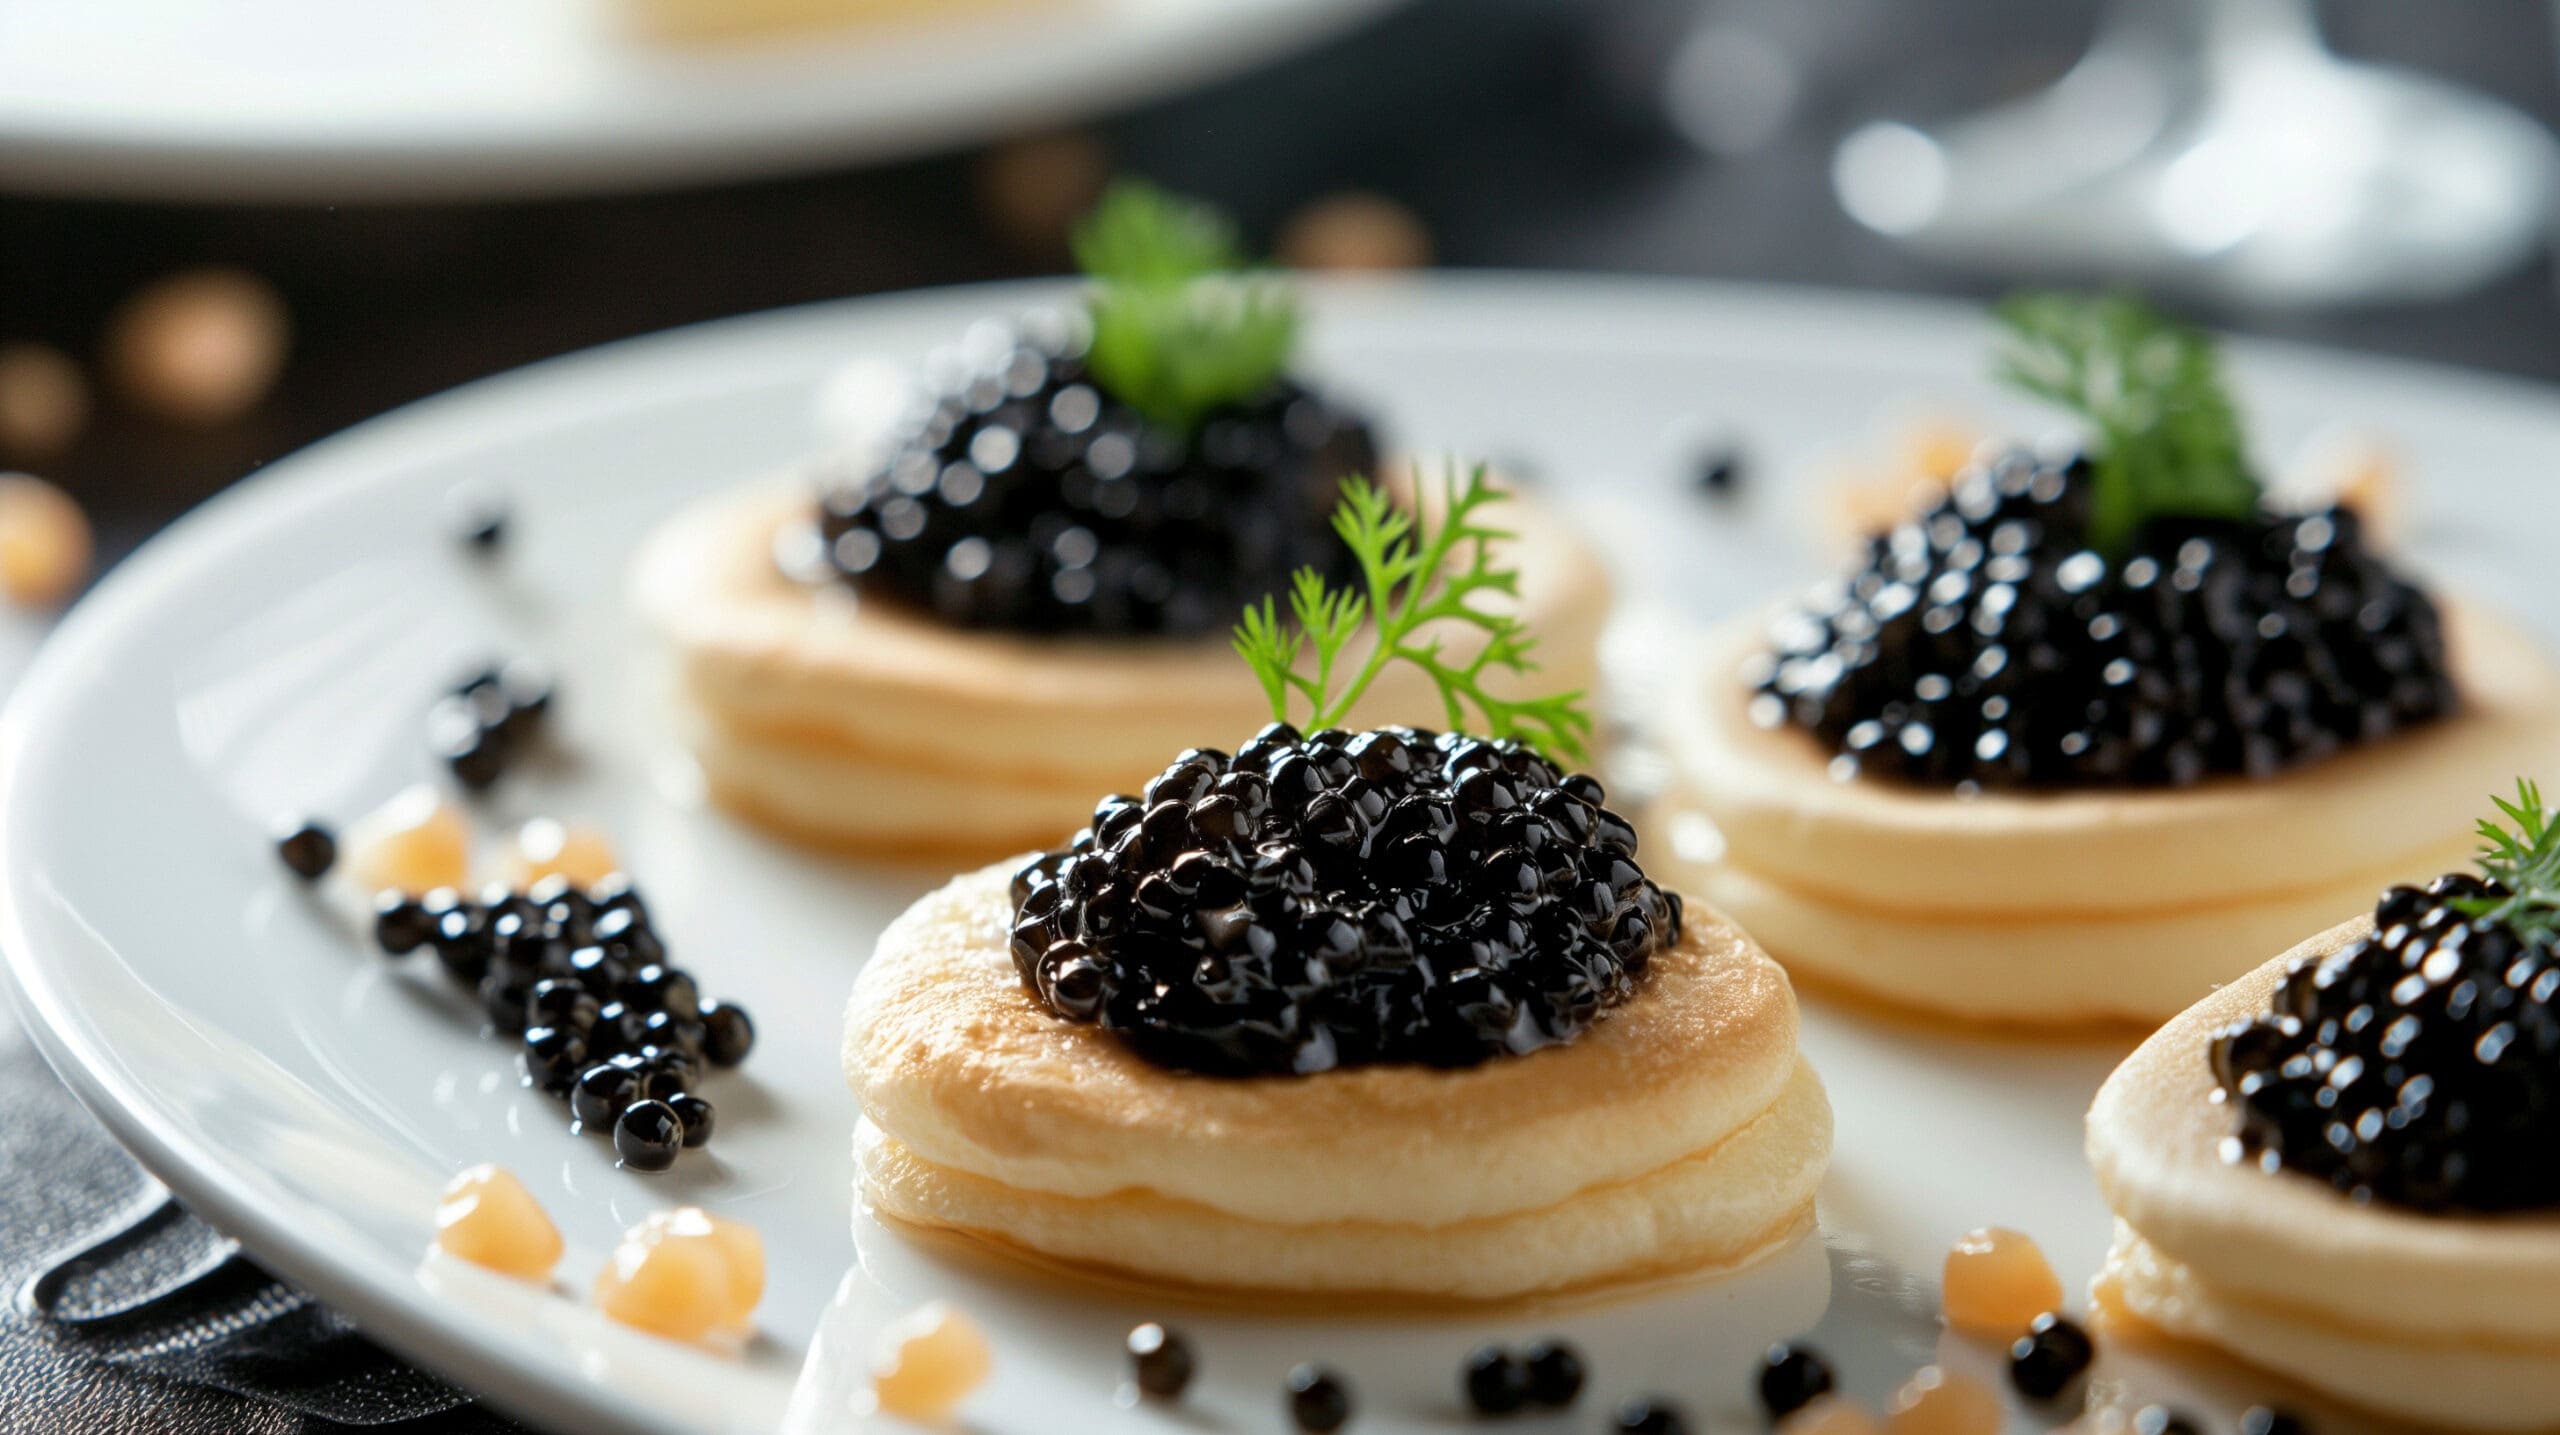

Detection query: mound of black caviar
xmin=372 ymin=874 xmax=754 ymax=1170
xmin=1750 ymin=451 xmax=2456 ymax=790
xmin=802 ymin=317 xmax=1377 ymax=638
xmin=1009 ymin=723 xmax=1679 ymax=1076
xmin=2210 ymin=873 xmax=2560 ymax=1211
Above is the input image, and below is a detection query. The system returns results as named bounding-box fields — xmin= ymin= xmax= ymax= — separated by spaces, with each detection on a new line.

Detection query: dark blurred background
xmin=4 ymin=0 xmax=2556 ymax=577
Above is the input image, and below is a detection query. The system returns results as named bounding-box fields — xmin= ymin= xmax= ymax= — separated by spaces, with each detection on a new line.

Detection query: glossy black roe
xmin=1126 ymin=1323 xmax=1195 ymax=1400
xmin=1756 ymin=1343 xmax=1835 ymax=1419
xmin=1009 ymin=725 xmax=1681 ymax=1076
xmin=2008 ymin=1313 xmax=2094 ymax=1400
xmin=2211 ymin=873 xmax=2560 ymax=1211
xmin=805 ymin=317 xmax=1377 ymax=638
xmin=1751 ymin=451 xmax=2456 ymax=790
xmin=364 ymin=874 xmax=752 ymax=1170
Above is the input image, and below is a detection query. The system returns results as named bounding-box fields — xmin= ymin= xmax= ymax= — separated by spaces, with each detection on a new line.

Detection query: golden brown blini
xmin=844 ymin=864 xmax=1831 ymax=1300
xmin=1653 ymin=599 xmax=2560 ymax=1026
xmin=2088 ymin=920 xmax=2560 ymax=1431
xmin=632 ymin=482 xmax=1609 ymax=859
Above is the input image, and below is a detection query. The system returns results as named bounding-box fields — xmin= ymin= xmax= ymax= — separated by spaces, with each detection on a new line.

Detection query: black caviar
xmin=1610 ymin=1397 xmax=1688 ymax=1435
xmin=1009 ymin=724 xmax=1679 ymax=1076
xmin=801 ymin=316 xmax=1376 ymax=638
xmin=1751 ymin=451 xmax=2455 ymax=790
xmin=1461 ymin=1346 xmax=1529 ymax=1416
xmin=370 ymin=873 xmax=753 ymax=1170
xmin=274 ymin=819 xmax=337 ymax=880
xmin=2212 ymin=872 xmax=2560 ymax=1211
xmin=1756 ymin=1342 xmax=1835 ymax=1419
xmin=1286 ymin=1364 xmax=1352 ymax=1434
xmin=429 ymin=660 xmax=554 ymax=793
xmin=2134 ymin=1407 xmax=2203 ymax=1435
xmin=2240 ymin=1406 xmax=2311 ymax=1435
xmin=1126 ymin=1323 xmax=1194 ymax=1400
xmin=1519 ymin=1340 xmax=1584 ymax=1408
xmin=2008 ymin=1312 xmax=2093 ymax=1400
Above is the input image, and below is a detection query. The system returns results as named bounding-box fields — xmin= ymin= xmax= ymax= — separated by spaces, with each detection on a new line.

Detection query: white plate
xmin=5 ymin=276 xmax=2552 ymax=1435
xmin=0 ymin=0 xmax=1401 ymax=201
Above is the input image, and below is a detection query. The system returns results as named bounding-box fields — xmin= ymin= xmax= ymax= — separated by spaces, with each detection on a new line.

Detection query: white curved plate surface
xmin=4 ymin=275 xmax=2551 ymax=1435
xmin=0 ymin=0 xmax=1401 ymax=200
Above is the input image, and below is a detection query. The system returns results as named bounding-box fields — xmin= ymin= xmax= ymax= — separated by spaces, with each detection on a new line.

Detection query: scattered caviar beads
xmin=274 ymin=818 xmax=337 ymax=880
xmin=872 ymin=1302 xmax=993 ymax=1420
xmin=1885 ymin=1366 xmax=1999 ymax=1435
xmin=1942 ymin=1226 xmax=2062 ymax=1339
xmin=1127 ymin=1322 xmax=1194 ymax=1399
xmin=347 ymin=786 xmax=470 ymax=895
xmin=592 ymin=1206 xmax=763 ymax=1343
xmin=433 ymin=1164 xmax=560 ymax=1281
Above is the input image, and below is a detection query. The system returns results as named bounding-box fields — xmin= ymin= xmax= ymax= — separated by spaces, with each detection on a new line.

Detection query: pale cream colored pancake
xmin=844 ymin=863 xmax=1830 ymax=1297
xmin=2099 ymin=1223 xmax=2560 ymax=1433
xmin=1683 ymin=834 xmax=2474 ymax=1028
xmin=632 ymin=479 xmax=1610 ymax=858
xmin=857 ymin=1061 xmax=1827 ymax=1300
xmin=1654 ymin=599 xmax=2560 ymax=1023
xmin=2088 ymin=919 xmax=2560 ymax=1340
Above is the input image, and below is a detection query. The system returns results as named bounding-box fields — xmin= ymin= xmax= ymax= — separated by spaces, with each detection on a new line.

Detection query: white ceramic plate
xmin=5 ymin=276 xmax=2551 ymax=1435
xmin=0 ymin=0 xmax=1401 ymax=201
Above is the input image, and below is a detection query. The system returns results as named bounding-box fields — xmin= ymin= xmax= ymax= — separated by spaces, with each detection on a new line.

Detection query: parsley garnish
xmin=1071 ymin=180 xmax=1297 ymax=434
xmin=2455 ymin=779 xmax=2560 ymax=945
xmin=1992 ymin=291 xmax=2261 ymax=553
xmin=1231 ymin=462 xmax=1592 ymax=765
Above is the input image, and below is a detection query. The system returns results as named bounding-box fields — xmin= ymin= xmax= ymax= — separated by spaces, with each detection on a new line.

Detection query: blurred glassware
xmin=1830 ymin=0 xmax=2556 ymax=306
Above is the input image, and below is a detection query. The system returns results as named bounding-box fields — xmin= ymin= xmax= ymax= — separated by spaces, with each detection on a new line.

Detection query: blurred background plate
xmin=0 ymin=0 xmax=1406 ymax=202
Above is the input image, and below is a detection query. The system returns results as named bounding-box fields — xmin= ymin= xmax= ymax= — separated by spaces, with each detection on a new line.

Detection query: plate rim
xmin=6 ymin=271 xmax=2560 ymax=1433
xmin=0 ymin=0 xmax=1408 ymax=201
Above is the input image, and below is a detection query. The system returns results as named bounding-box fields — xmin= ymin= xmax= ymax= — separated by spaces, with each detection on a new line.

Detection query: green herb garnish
xmin=1071 ymin=180 xmax=1297 ymax=434
xmin=2456 ymin=779 xmax=2560 ymax=944
xmin=1992 ymin=291 xmax=2260 ymax=553
xmin=1231 ymin=462 xmax=1592 ymax=765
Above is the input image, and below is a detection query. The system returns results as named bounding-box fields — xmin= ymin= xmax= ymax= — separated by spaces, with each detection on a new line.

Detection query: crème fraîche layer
xmin=2089 ymin=921 xmax=2560 ymax=1432
xmin=1655 ymin=600 xmax=2560 ymax=1024
xmin=631 ymin=480 xmax=1609 ymax=858
xmin=843 ymin=863 xmax=1831 ymax=1299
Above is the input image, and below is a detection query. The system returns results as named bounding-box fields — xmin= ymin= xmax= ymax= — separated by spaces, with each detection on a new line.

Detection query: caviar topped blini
xmin=1657 ymin=294 xmax=2560 ymax=1025
xmin=2088 ymin=782 xmax=2560 ymax=1431
xmin=631 ymin=185 xmax=1607 ymax=858
xmin=844 ymin=468 xmax=1829 ymax=1300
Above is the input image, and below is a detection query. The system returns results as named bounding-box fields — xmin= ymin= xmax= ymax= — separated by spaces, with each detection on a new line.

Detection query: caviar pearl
xmin=1286 ymin=1364 xmax=1352 ymax=1434
xmin=809 ymin=320 xmax=1376 ymax=640
xmin=1461 ymin=1345 xmax=1528 ymax=1415
xmin=1611 ymin=1396 xmax=1689 ymax=1435
xmin=1941 ymin=1227 xmax=2061 ymax=1339
xmin=274 ymin=819 xmax=336 ymax=880
xmin=1755 ymin=452 xmax=2455 ymax=790
xmin=2238 ymin=1407 xmax=2310 ymax=1435
xmin=433 ymin=1164 xmax=560 ymax=1281
xmin=699 ymin=998 xmax=756 ymax=1067
xmin=2132 ymin=1407 xmax=2202 ymax=1435
xmin=614 ymin=1099 xmax=684 ymax=1173
xmin=2005 ymin=1312 xmax=2092 ymax=1400
xmin=2215 ymin=872 xmax=2560 ymax=1210
xmin=1758 ymin=1342 xmax=1837 ymax=1419
xmin=373 ymin=891 xmax=434 ymax=955
xmin=667 ymin=1092 xmax=716 ymax=1149
xmin=430 ymin=662 xmax=554 ymax=793
xmin=1011 ymin=726 xmax=1679 ymax=1075
xmin=1519 ymin=1339 xmax=1583 ymax=1407
xmin=367 ymin=877 xmax=748 ymax=1169
xmin=1126 ymin=1322 xmax=1194 ymax=1399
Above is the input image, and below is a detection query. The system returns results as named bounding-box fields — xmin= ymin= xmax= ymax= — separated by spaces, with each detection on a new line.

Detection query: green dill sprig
xmin=1232 ymin=462 xmax=1593 ymax=765
xmin=2454 ymin=779 xmax=2560 ymax=945
xmin=1071 ymin=180 xmax=1297 ymax=434
xmin=1992 ymin=291 xmax=2261 ymax=553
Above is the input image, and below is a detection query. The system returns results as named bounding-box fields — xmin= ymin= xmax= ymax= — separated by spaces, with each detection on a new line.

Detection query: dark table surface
xmin=0 ymin=0 xmax=2554 ymax=1429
